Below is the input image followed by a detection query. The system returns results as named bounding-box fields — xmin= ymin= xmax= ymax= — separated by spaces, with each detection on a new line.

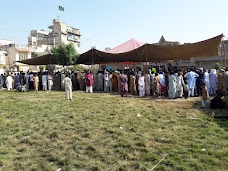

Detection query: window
xmin=67 ymin=33 xmax=80 ymax=42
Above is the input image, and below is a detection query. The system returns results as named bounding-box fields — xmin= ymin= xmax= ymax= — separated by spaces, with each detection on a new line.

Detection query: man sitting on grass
xmin=16 ymin=83 xmax=27 ymax=92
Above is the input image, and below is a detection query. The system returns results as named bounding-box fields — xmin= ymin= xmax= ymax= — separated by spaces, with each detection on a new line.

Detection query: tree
xmin=39 ymin=65 xmax=46 ymax=71
xmin=51 ymin=43 xmax=79 ymax=66
xmin=214 ymin=62 xmax=221 ymax=70
xmin=67 ymin=64 xmax=85 ymax=71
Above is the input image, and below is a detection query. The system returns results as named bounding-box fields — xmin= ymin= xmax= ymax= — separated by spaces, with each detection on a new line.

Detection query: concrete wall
xmin=7 ymin=47 xmax=16 ymax=65
xmin=195 ymin=59 xmax=228 ymax=69
xmin=0 ymin=51 xmax=6 ymax=65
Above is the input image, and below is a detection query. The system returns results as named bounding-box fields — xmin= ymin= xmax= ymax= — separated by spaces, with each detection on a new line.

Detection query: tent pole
xmin=146 ymin=43 xmax=148 ymax=72
xmin=122 ymin=63 xmax=124 ymax=73
xmin=92 ymin=48 xmax=94 ymax=66
xmin=138 ymin=43 xmax=146 ymax=72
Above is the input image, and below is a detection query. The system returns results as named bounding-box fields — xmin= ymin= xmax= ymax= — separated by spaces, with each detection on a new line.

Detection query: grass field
xmin=0 ymin=90 xmax=227 ymax=171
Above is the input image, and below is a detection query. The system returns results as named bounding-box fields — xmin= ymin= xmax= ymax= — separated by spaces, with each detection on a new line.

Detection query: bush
xmin=39 ymin=65 xmax=46 ymax=71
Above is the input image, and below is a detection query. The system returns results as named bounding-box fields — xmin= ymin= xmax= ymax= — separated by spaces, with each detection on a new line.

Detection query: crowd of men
xmin=0 ymin=71 xmax=55 ymax=92
xmin=0 ymin=67 xmax=228 ymax=107
xmin=87 ymin=68 xmax=228 ymax=98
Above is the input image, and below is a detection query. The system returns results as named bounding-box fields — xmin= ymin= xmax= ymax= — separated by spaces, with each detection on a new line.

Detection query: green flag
xmin=59 ymin=6 xmax=64 ymax=11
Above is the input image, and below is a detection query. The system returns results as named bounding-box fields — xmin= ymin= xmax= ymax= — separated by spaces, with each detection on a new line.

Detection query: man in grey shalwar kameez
xmin=168 ymin=71 xmax=177 ymax=99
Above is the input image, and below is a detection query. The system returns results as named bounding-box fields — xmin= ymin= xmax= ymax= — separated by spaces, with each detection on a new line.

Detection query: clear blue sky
xmin=1 ymin=0 xmax=227 ymax=53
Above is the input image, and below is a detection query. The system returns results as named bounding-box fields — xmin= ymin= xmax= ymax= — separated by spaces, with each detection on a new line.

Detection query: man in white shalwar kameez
xmin=158 ymin=72 xmax=165 ymax=96
xmin=209 ymin=69 xmax=217 ymax=95
xmin=168 ymin=71 xmax=177 ymax=99
xmin=204 ymin=69 xmax=210 ymax=90
xmin=62 ymin=74 xmax=73 ymax=100
xmin=6 ymin=74 xmax=14 ymax=91
xmin=42 ymin=73 xmax=48 ymax=91
xmin=104 ymin=72 xmax=109 ymax=92
xmin=47 ymin=74 xmax=53 ymax=91
xmin=184 ymin=69 xmax=199 ymax=97
xmin=176 ymin=72 xmax=184 ymax=98
xmin=138 ymin=73 xmax=145 ymax=97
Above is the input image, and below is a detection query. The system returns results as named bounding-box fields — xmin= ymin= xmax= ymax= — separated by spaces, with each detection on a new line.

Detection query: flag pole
xmin=58 ymin=5 xmax=64 ymax=21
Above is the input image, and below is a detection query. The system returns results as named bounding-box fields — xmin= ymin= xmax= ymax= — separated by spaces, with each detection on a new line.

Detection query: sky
xmin=1 ymin=0 xmax=228 ymax=53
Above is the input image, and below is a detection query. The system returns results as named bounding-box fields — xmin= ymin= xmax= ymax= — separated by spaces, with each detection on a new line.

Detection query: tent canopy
xmin=18 ymin=54 xmax=58 ymax=65
xmin=108 ymin=38 xmax=144 ymax=53
xmin=77 ymin=34 xmax=223 ymax=65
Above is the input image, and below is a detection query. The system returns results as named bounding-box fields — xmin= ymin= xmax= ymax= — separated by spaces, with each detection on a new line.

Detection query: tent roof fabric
xmin=17 ymin=54 xmax=58 ymax=65
xmin=108 ymin=38 xmax=145 ymax=53
xmin=77 ymin=34 xmax=223 ymax=65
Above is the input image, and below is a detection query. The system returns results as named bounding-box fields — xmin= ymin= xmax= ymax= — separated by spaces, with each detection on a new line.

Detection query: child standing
xmin=202 ymin=83 xmax=209 ymax=108
xmin=183 ymin=80 xmax=189 ymax=99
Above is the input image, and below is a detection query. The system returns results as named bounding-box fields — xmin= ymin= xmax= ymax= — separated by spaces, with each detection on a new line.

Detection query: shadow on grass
xmin=192 ymin=99 xmax=228 ymax=131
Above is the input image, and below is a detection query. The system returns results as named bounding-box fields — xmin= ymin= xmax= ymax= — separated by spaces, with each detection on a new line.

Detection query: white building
xmin=0 ymin=44 xmax=32 ymax=72
xmin=0 ymin=51 xmax=7 ymax=74
xmin=0 ymin=39 xmax=12 ymax=46
xmin=28 ymin=19 xmax=81 ymax=54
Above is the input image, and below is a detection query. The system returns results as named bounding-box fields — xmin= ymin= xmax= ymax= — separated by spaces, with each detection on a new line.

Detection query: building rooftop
xmin=15 ymin=47 xmax=31 ymax=52
xmin=48 ymin=19 xmax=80 ymax=35
xmin=31 ymin=30 xmax=49 ymax=36
xmin=156 ymin=36 xmax=180 ymax=46
xmin=0 ymin=39 xmax=13 ymax=46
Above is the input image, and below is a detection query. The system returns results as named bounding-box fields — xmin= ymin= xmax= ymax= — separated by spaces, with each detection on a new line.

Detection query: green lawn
xmin=0 ymin=91 xmax=227 ymax=171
